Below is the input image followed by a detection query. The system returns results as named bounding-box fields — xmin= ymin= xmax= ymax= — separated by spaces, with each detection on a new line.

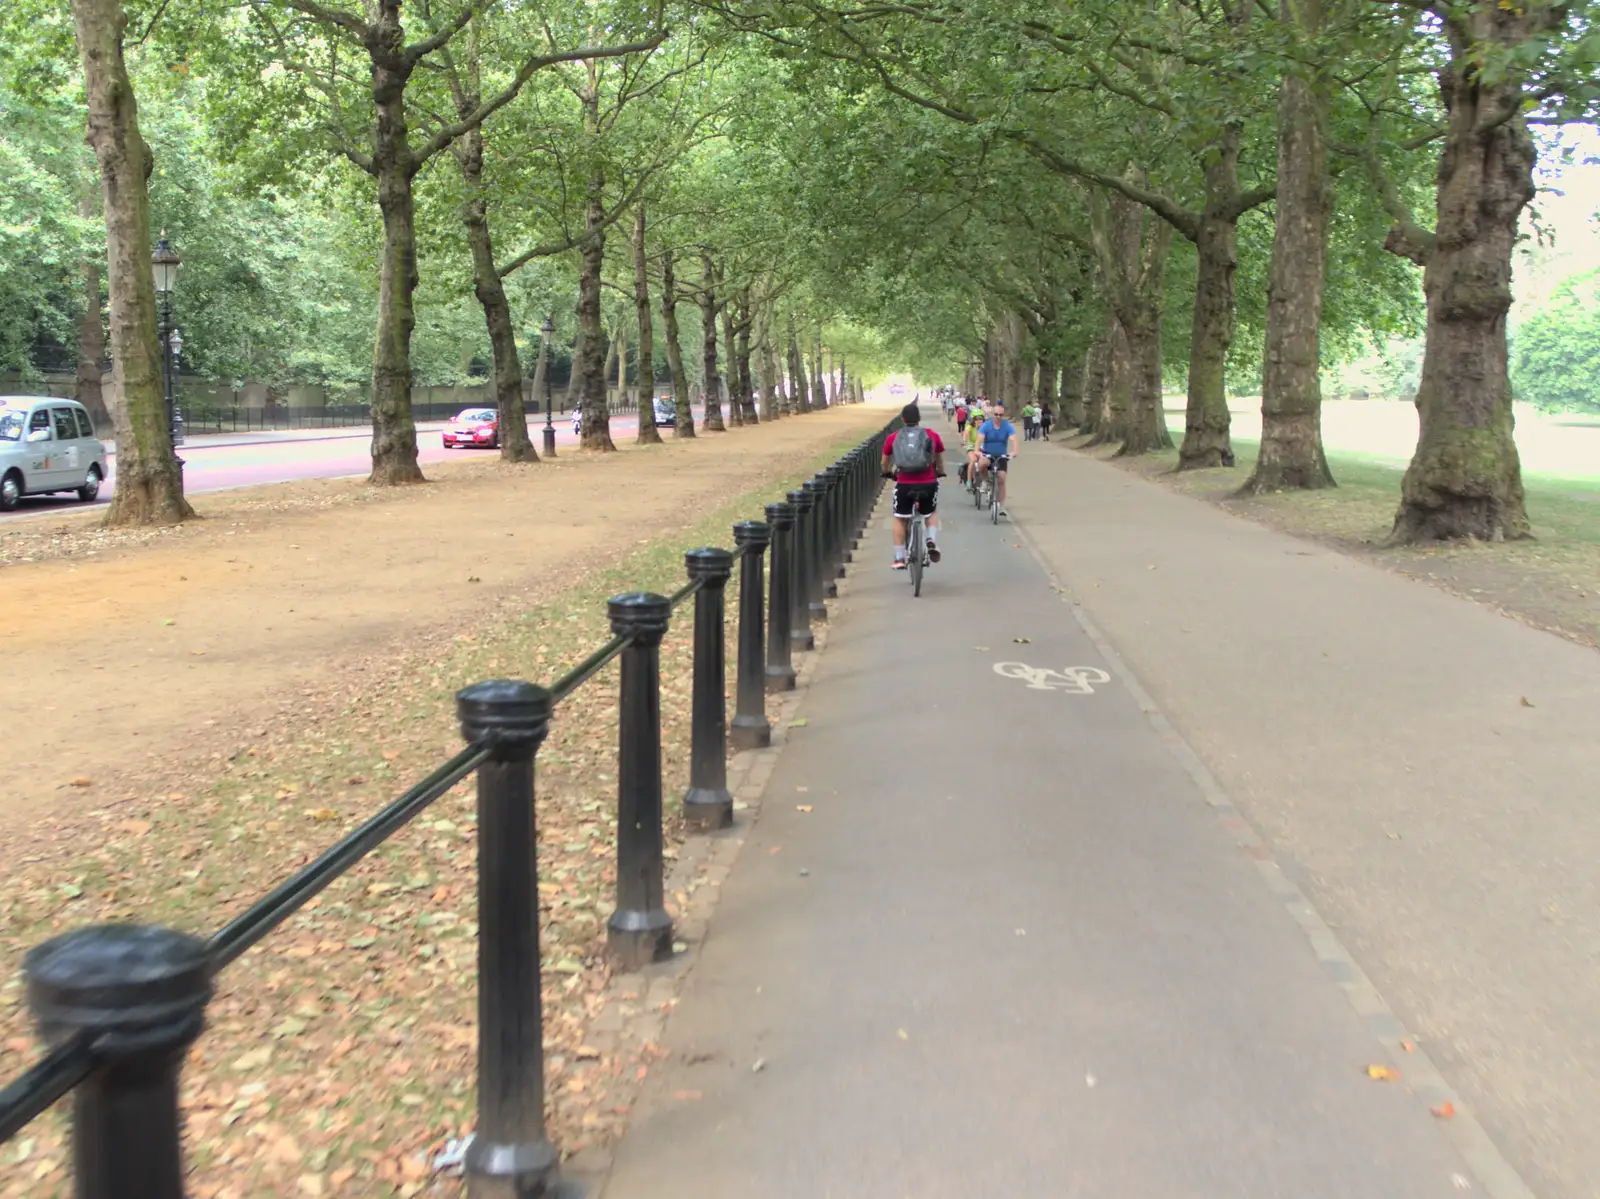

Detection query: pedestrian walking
xmin=1040 ymin=403 xmax=1054 ymax=440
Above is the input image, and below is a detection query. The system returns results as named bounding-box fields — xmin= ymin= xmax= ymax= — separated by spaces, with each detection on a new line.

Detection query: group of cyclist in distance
xmin=878 ymin=390 xmax=1021 ymax=570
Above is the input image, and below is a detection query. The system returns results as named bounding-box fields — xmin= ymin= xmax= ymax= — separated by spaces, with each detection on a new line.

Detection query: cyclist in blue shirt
xmin=974 ymin=402 xmax=1019 ymax=516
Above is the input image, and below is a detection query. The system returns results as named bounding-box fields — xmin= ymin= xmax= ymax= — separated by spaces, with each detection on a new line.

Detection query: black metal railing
xmin=178 ymin=395 xmax=655 ymax=436
xmin=180 ymin=401 xmax=493 ymax=434
xmin=0 ymin=410 xmax=897 ymax=1199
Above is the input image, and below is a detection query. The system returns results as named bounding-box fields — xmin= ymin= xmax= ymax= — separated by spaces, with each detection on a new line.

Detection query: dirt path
xmin=0 ymin=409 xmax=883 ymax=831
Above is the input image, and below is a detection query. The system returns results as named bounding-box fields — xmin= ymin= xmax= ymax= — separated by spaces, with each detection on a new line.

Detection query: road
xmin=1 ymin=411 xmax=672 ymax=517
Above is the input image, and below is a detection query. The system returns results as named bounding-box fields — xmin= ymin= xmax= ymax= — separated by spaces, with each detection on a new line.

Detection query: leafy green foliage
xmin=1513 ymin=270 xmax=1600 ymax=412
xmin=0 ymin=0 xmax=96 ymax=373
xmin=10 ymin=0 xmax=1593 ymax=411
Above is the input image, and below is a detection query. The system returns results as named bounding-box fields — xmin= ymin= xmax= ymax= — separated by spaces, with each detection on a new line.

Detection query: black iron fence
xmin=181 ymin=394 xmax=646 ymax=436
xmin=0 ymin=415 xmax=897 ymax=1199
xmin=182 ymin=402 xmax=474 ymax=434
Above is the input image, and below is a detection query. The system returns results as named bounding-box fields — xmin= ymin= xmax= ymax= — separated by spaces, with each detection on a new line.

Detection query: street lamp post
xmin=151 ymin=234 xmax=182 ymax=452
xmin=540 ymin=316 xmax=557 ymax=458
xmin=168 ymin=326 xmax=185 ymax=445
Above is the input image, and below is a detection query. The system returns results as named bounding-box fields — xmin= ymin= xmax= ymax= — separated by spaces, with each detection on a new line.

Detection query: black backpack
xmin=892 ymin=427 xmax=935 ymax=472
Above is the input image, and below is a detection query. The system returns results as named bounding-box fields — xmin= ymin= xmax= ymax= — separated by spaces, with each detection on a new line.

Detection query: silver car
xmin=0 ymin=397 xmax=108 ymax=511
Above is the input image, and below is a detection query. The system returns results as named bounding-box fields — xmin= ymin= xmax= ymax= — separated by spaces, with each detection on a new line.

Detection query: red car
xmin=443 ymin=407 xmax=499 ymax=449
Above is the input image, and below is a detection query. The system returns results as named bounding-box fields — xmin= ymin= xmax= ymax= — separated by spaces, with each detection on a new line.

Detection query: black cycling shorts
xmin=980 ymin=453 xmax=1010 ymax=472
xmin=893 ymin=481 xmax=939 ymax=517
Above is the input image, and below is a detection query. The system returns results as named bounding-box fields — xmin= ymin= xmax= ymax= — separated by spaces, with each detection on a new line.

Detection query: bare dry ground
xmin=0 ymin=407 xmax=883 ymax=1198
xmin=0 ymin=407 xmax=882 ymax=826
xmin=1075 ymin=429 xmax=1600 ymax=650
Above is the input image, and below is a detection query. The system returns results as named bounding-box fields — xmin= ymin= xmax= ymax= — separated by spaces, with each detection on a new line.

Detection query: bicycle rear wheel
xmin=909 ymin=520 xmax=924 ymax=596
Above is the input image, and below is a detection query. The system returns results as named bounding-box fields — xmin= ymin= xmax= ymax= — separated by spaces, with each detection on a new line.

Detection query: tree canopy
xmin=10 ymin=0 xmax=1599 ymax=535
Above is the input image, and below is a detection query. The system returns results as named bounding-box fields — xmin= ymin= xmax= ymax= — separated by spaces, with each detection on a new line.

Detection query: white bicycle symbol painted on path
xmin=993 ymin=662 xmax=1111 ymax=694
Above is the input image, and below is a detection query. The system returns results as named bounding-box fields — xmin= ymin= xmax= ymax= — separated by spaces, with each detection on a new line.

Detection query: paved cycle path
xmin=597 ymin=472 xmax=1476 ymax=1198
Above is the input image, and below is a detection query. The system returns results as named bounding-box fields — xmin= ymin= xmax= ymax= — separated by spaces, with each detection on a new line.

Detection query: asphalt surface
xmin=0 ymin=411 xmax=674 ymax=517
xmin=1015 ymin=441 xmax=1600 ymax=1197
xmin=597 ymin=465 xmax=1480 ymax=1198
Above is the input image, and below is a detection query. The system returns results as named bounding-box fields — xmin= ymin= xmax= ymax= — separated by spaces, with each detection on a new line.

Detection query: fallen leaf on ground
xmin=1520 ymin=696 xmax=1535 ymax=707
xmin=766 ymin=846 xmax=782 ymax=854
xmin=233 ymin=1047 xmax=272 ymax=1071
xmin=399 ymin=1154 xmax=429 ymax=1180
xmin=68 ymin=777 xmax=92 ymax=788
xmin=796 ymin=805 xmax=813 ymax=813
xmin=896 ymin=1029 xmax=908 ymax=1041
xmin=1400 ymin=1039 xmax=1415 ymax=1053
xmin=1365 ymin=1064 xmax=1399 ymax=1081
xmin=788 ymin=718 xmax=808 ymax=727
xmin=671 ymin=1090 xmax=703 ymax=1102
xmin=1013 ymin=637 xmax=1030 ymax=643
xmin=1431 ymin=1102 xmax=1456 ymax=1119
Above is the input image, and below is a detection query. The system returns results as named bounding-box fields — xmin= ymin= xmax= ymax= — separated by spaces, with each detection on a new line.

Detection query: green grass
xmin=1232 ymin=436 xmax=1600 ymax=542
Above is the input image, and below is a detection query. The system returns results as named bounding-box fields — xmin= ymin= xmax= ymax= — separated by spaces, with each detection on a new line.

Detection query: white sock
xmin=894 ymin=546 xmax=906 ymax=561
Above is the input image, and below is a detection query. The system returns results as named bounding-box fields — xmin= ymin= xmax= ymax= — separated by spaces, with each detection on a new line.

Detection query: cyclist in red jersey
xmin=880 ymin=403 xmax=946 ymax=568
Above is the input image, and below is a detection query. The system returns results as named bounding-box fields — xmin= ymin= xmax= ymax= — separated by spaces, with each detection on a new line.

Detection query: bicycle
xmin=975 ymin=454 xmax=1008 ymax=523
xmin=905 ymin=507 xmax=931 ymax=597
xmin=884 ymin=473 xmax=935 ymax=597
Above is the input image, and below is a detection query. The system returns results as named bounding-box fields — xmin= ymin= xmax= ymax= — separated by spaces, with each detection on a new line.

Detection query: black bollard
xmin=25 ymin=924 xmax=212 ymax=1199
xmin=731 ymin=522 xmax=772 ymax=748
xmin=787 ymin=488 xmax=816 ymax=650
xmin=826 ymin=464 xmax=848 ymax=583
xmin=458 ymin=680 xmax=560 ymax=1199
xmin=803 ymin=479 xmax=831 ymax=617
xmin=606 ymin=592 xmax=675 ymax=969
xmin=682 ymin=548 xmax=735 ymax=831
xmin=764 ymin=503 xmax=798 ymax=691
xmin=815 ymin=470 xmax=837 ymax=597
xmin=840 ymin=454 xmax=857 ymax=564
xmin=853 ymin=446 xmax=871 ymax=551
